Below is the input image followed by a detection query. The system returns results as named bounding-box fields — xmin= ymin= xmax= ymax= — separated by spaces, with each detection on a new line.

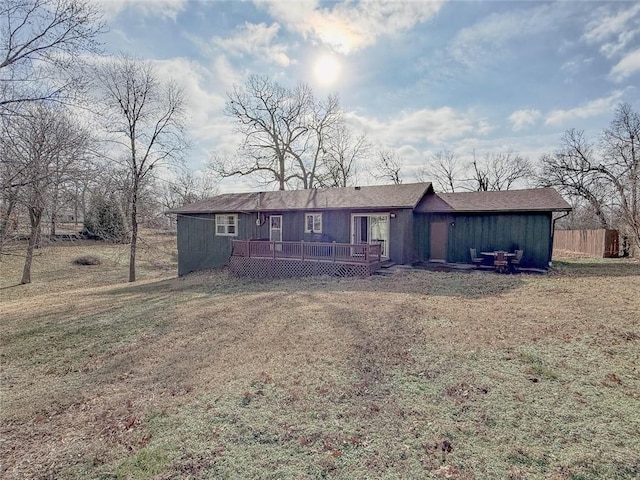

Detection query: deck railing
xmin=231 ymin=240 xmax=382 ymax=265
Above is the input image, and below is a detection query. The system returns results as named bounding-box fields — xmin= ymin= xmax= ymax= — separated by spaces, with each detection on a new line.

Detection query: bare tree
xmin=0 ymin=0 xmax=105 ymax=115
xmin=469 ymin=151 xmax=490 ymax=191
xmin=95 ymin=55 xmax=187 ymax=282
xmin=316 ymin=124 xmax=369 ymax=188
xmin=539 ymin=129 xmax=611 ymax=228
xmin=416 ymin=150 xmax=463 ymax=192
xmin=212 ymin=74 xmax=341 ymax=190
xmin=63 ymin=156 xmax=102 ymax=226
xmin=0 ymin=155 xmax=22 ymax=253
xmin=372 ymin=148 xmax=403 ymax=184
xmin=540 ymin=103 xmax=640 ymax=254
xmin=0 ymin=104 xmax=89 ymax=283
xmin=601 ymin=103 xmax=640 ymax=254
xmin=288 ymin=94 xmax=341 ymax=189
xmin=160 ymin=170 xmax=218 ymax=210
xmin=468 ymin=149 xmax=533 ymax=191
xmin=47 ymin=146 xmax=96 ymax=234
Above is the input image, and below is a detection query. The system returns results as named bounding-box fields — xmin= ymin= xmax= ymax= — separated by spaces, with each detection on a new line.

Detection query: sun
xmin=314 ymin=55 xmax=341 ymax=86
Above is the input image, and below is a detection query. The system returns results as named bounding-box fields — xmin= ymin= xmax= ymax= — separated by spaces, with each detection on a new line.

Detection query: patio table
xmin=480 ymin=251 xmax=516 ymax=273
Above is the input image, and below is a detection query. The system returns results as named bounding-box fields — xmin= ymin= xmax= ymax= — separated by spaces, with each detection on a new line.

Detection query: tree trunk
xmin=21 ymin=207 xmax=43 ymax=284
xmin=51 ymin=181 xmax=59 ymax=236
xmin=50 ymin=210 xmax=56 ymax=236
xmin=129 ymin=183 xmax=138 ymax=282
xmin=0 ymin=192 xmax=18 ymax=256
xmin=74 ymin=184 xmax=79 ymax=226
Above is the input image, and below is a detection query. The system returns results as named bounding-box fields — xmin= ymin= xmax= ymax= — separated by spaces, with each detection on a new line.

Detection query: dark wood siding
xmin=250 ymin=209 xmax=411 ymax=258
xmin=176 ymin=212 xmax=252 ymax=275
xmin=389 ymin=209 xmax=413 ymax=264
xmin=413 ymin=213 xmax=454 ymax=262
xmin=414 ymin=212 xmax=553 ymax=268
xmin=176 ymin=208 xmax=417 ymax=274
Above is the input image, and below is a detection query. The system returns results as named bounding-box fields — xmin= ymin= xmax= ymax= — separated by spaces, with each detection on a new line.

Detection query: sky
xmin=94 ymin=0 xmax=640 ymax=192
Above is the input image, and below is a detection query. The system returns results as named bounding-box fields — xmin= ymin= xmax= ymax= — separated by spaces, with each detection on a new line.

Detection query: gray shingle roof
xmin=169 ymin=182 xmax=434 ymax=214
xmin=415 ymin=188 xmax=571 ymax=213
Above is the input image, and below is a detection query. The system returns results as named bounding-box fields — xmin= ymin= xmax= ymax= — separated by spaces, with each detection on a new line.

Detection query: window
xmin=304 ymin=213 xmax=322 ymax=233
xmin=216 ymin=214 xmax=237 ymax=236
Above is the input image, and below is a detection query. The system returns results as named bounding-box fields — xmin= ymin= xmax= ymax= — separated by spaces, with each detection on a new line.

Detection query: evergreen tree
xmin=84 ymin=195 xmax=128 ymax=243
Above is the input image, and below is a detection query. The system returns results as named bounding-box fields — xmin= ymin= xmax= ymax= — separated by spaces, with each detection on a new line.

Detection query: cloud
xmin=256 ymin=0 xmax=443 ymax=54
xmin=449 ymin=3 xmax=569 ymax=67
xmin=582 ymin=4 xmax=640 ymax=58
xmin=509 ymin=109 xmax=542 ymax=131
xmin=345 ymin=107 xmax=490 ymax=147
xmin=148 ymin=57 xmax=245 ymax=169
xmin=560 ymin=57 xmax=593 ymax=75
xmin=610 ymin=48 xmax=640 ymax=82
xmin=92 ymin=0 xmax=187 ymax=20
xmin=212 ymin=22 xmax=292 ymax=67
xmin=545 ymin=91 xmax=624 ymax=126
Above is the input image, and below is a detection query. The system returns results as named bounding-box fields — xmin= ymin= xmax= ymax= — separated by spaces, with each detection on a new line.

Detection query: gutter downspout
xmin=255 ymin=192 xmax=265 ymax=236
xmin=550 ymin=210 xmax=570 ymax=266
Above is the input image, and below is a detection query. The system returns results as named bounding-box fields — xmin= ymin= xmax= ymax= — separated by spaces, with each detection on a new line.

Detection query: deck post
xmin=246 ymin=239 xmax=250 ymax=258
xmin=365 ymin=245 xmax=369 ymax=263
xmin=301 ymin=240 xmax=305 ymax=260
xmin=332 ymin=241 xmax=336 ymax=262
xmin=272 ymin=241 xmax=276 ymax=259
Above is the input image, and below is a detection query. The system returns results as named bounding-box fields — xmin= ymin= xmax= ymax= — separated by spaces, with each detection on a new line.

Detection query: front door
xmin=351 ymin=213 xmax=389 ymax=258
xmin=270 ymin=215 xmax=283 ymax=250
xmin=430 ymin=221 xmax=448 ymax=261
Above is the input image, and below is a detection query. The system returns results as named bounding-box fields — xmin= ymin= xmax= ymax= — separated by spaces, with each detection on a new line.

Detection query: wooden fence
xmin=553 ymin=229 xmax=619 ymax=258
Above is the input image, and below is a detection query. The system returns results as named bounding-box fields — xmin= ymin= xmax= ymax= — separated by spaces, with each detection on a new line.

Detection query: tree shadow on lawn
xmin=551 ymin=259 xmax=640 ymax=277
xmin=101 ymin=267 xmax=525 ymax=300
xmin=101 ymin=258 xmax=639 ymax=301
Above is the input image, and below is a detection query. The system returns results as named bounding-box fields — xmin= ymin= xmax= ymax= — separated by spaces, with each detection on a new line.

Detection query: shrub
xmin=72 ymin=255 xmax=102 ymax=266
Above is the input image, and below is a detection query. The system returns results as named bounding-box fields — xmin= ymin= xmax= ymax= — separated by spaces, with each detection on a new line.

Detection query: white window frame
xmin=350 ymin=212 xmax=390 ymax=258
xmin=304 ymin=212 xmax=323 ymax=233
xmin=215 ymin=214 xmax=238 ymax=236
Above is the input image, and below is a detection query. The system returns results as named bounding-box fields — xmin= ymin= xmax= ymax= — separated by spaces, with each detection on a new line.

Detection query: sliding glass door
xmin=351 ymin=213 xmax=389 ymax=258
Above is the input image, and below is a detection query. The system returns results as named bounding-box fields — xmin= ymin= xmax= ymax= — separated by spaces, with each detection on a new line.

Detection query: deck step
xmin=374 ymin=269 xmax=394 ymax=276
xmin=380 ymin=261 xmax=396 ymax=269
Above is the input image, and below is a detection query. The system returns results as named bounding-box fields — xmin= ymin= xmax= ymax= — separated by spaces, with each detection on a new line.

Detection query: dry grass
xmin=1 ymin=239 xmax=639 ymax=480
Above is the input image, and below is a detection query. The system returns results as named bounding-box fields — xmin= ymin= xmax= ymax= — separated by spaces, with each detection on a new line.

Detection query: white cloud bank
xmin=545 ymin=91 xmax=624 ymax=126
xmin=509 ymin=109 xmax=541 ymax=131
xmin=212 ymin=22 xmax=292 ymax=67
xmin=92 ymin=0 xmax=187 ymax=20
xmin=346 ymin=107 xmax=490 ymax=147
xmin=256 ymin=0 xmax=443 ymax=54
xmin=449 ymin=3 xmax=569 ymax=67
xmin=582 ymin=3 xmax=640 ymax=59
xmin=610 ymin=48 xmax=640 ymax=82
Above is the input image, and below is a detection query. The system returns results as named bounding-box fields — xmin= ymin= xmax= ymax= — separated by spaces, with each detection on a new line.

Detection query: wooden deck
xmin=230 ymin=240 xmax=383 ymax=278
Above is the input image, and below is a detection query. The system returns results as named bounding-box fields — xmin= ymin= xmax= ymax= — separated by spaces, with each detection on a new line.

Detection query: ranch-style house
xmin=169 ymin=183 xmax=571 ymax=277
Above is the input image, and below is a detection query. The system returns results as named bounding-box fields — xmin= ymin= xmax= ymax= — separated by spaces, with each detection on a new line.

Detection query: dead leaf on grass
xmin=602 ymin=372 xmax=622 ymax=387
xmin=432 ymin=464 xmax=474 ymax=479
xmin=445 ymin=382 xmax=490 ymax=402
